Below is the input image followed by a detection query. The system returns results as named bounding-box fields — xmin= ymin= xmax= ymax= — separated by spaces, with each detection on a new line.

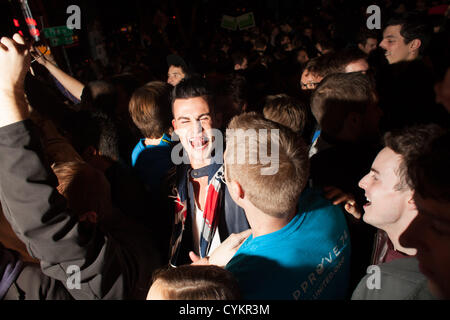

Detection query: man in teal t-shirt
xmin=226 ymin=187 xmax=350 ymax=300
xmin=193 ymin=113 xmax=351 ymax=300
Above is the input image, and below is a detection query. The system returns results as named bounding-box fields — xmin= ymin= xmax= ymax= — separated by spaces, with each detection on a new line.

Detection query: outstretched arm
xmin=0 ymin=34 xmax=132 ymax=300
xmin=32 ymin=48 xmax=84 ymax=101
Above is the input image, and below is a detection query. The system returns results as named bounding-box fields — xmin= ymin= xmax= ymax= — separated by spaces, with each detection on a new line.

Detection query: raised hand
xmin=323 ymin=186 xmax=362 ymax=219
xmin=0 ymin=34 xmax=31 ymax=93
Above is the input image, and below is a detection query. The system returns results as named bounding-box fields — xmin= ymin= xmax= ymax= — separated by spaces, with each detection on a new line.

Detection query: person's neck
xmin=244 ymin=202 xmax=296 ymax=238
xmin=384 ymin=222 xmax=417 ymax=256
xmin=144 ymin=136 xmax=163 ymax=146
xmin=189 ymin=157 xmax=212 ymax=170
xmin=406 ymin=52 xmax=419 ymax=62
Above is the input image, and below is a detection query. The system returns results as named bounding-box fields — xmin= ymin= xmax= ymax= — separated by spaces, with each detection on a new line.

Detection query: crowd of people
xmin=0 ymin=0 xmax=449 ymax=301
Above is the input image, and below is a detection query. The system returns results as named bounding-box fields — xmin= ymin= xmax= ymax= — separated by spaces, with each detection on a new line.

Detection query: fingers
xmin=12 ymin=33 xmax=25 ymax=45
xmin=190 ymin=252 xmax=210 ymax=266
xmin=228 ymin=229 xmax=252 ymax=248
xmin=189 ymin=251 xmax=200 ymax=263
xmin=332 ymin=194 xmax=350 ymax=205
xmin=0 ymin=34 xmax=29 ymax=52
xmin=344 ymin=202 xmax=362 ymax=219
xmin=0 ymin=37 xmax=15 ymax=50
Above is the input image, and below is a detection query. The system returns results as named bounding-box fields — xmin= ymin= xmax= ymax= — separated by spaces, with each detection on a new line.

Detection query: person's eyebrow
xmin=177 ymin=113 xmax=210 ymax=121
xmin=196 ymin=113 xmax=210 ymax=119
xmin=384 ymin=35 xmax=396 ymax=39
xmin=370 ymin=168 xmax=380 ymax=175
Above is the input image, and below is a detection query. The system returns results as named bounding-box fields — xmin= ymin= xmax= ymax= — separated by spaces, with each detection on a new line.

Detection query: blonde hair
xmin=225 ymin=112 xmax=309 ymax=217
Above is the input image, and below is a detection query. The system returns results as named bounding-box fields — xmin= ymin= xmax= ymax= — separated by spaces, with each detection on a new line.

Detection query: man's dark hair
xmin=385 ymin=13 xmax=431 ymax=55
xmin=67 ymin=110 xmax=120 ymax=161
xmin=330 ymin=48 xmax=368 ymax=72
xmin=356 ymin=29 xmax=378 ymax=46
xmin=167 ymin=54 xmax=189 ymax=74
xmin=81 ymin=81 xmax=118 ymax=116
xmin=310 ymin=72 xmax=376 ymax=137
xmin=384 ymin=124 xmax=446 ymax=191
xmin=303 ymin=53 xmax=338 ymax=79
xmin=171 ymin=76 xmax=214 ymax=115
xmin=407 ymin=130 xmax=450 ymax=202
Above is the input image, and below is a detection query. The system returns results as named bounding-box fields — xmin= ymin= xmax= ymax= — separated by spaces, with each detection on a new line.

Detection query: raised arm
xmin=0 ymin=34 xmax=132 ymax=299
xmin=32 ymin=48 xmax=85 ymax=101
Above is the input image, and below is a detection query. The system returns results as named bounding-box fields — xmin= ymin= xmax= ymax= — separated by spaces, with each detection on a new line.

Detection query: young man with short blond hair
xmin=222 ymin=112 xmax=351 ymax=300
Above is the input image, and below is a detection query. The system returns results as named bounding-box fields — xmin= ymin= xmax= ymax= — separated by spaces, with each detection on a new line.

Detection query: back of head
xmin=129 ymin=81 xmax=172 ymax=139
xmin=81 ymin=80 xmax=118 ymax=116
xmin=53 ymin=161 xmax=112 ymax=222
xmin=225 ymin=112 xmax=309 ymax=217
xmin=311 ymin=72 xmax=376 ymax=139
xmin=149 ymin=265 xmax=241 ymax=300
xmin=329 ymin=48 xmax=368 ymax=73
xmin=263 ymin=94 xmax=308 ymax=134
xmin=406 ymin=129 xmax=449 ymax=201
xmin=303 ymin=53 xmax=338 ymax=79
xmin=385 ymin=12 xmax=431 ymax=55
xmin=383 ymin=124 xmax=446 ymax=192
xmin=67 ymin=110 xmax=120 ymax=162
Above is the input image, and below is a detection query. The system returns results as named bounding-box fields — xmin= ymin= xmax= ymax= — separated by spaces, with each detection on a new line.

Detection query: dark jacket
xmin=168 ymin=163 xmax=249 ymax=266
xmin=0 ymin=120 xmax=162 ymax=299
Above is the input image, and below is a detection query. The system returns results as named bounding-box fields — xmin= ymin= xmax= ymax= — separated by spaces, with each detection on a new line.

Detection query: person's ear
xmin=409 ymin=39 xmax=421 ymax=52
xmin=229 ymin=180 xmax=245 ymax=201
xmin=172 ymin=119 xmax=176 ymax=131
xmin=407 ymin=191 xmax=417 ymax=211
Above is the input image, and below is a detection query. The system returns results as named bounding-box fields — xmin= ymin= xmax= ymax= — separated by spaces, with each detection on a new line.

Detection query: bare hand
xmin=323 ymin=186 xmax=362 ymax=219
xmin=190 ymin=229 xmax=252 ymax=267
xmin=0 ymin=34 xmax=31 ymax=93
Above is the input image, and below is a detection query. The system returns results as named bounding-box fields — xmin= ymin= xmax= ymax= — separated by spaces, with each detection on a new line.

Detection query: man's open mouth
xmin=189 ymin=136 xmax=209 ymax=150
xmin=363 ymin=195 xmax=371 ymax=207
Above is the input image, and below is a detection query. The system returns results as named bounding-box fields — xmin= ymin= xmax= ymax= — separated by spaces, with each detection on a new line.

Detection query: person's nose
xmin=193 ymin=119 xmax=203 ymax=135
xmin=358 ymin=174 xmax=369 ymax=190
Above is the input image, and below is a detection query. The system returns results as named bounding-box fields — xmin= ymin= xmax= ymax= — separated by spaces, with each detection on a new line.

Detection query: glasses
xmin=301 ymin=82 xmax=320 ymax=90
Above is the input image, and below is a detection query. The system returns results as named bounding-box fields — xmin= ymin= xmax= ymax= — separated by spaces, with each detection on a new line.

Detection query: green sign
xmin=237 ymin=12 xmax=255 ymax=30
xmin=43 ymin=26 xmax=74 ymax=46
xmin=221 ymin=15 xmax=237 ymax=31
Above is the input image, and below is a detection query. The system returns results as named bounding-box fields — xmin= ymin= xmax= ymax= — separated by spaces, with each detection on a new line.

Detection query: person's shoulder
xmin=296 ymin=186 xmax=348 ymax=234
xmin=352 ymin=257 xmax=435 ymax=300
xmin=298 ymin=186 xmax=341 ymax=215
